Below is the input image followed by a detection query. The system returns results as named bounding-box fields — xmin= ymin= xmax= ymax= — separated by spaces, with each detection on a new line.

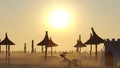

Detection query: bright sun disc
xmin=49 ymin=10 xmax=70 ymax=29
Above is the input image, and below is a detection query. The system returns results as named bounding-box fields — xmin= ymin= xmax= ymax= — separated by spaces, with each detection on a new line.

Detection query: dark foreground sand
xmin=0 ymin=52 xmax=114 ymax=68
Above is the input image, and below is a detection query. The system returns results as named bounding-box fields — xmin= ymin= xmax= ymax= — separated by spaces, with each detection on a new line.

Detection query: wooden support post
xmin=6 ymin=45 xmax=8 ymax=59
xmin=45 ymin=45 xmax=47 ymax=61
xmin=8 ymin=45 xmax=10 ymax=64
xmin=76 ymin=47 xmax=79 ymax=52
xmin=90 ymin=45 xmax=92 ymax=58
xmin=51 ymin=47 xmax=53 ymax=56
xmin=41 ymin=46 xmax=44 ymax=53
xmin=0 ymin=46 xmax=1 ymax=53
xmin=95 ymin=44 xmax=97 ymax=61
xmin=79 ymin=47 xmax=81 ymax=54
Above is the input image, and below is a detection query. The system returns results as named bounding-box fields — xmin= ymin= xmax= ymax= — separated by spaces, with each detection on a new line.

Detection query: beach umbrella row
xmin=0 ymin=33 xmax=15 ymax=59
xmin=74 ymin=27 xmax=104 ymax=60
xmin=37 ymin=31 xmax=58 ymax=61
xmin=37 ymin=27 xmax=103 ymax=61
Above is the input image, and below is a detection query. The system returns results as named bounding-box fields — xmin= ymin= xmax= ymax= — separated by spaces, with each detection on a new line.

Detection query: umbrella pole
xmin=76 ymin=47 xmax=78 ymax=52
xmin=41 ymin=46 xmax=43 ymax=53
xmin=8 ymin=45 xmax=10 ymax=54
xmin=90 ymin=45 xmax=92 ymax=58
xmin=80 ymin=47 xmax=81 ymax=54
xmin=90 ymin=45 xmax=92 ymax=57
xmin=6 ymin=45 xmax=8 ymax=59
xmin=45 ymin=45 xmax=47 ymax=61
xmin=0 ymin=46 xmax=1 ymax=53
xmin=8 ymin=45 xmax=10 ymax=64
xmin=95 ymin=44 xmax=97 ymax=61
xmin=51 ymin=47 xmax=53 ymax=56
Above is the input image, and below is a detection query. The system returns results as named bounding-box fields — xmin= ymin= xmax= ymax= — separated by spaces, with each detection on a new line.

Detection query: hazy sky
xmin=0 ymin=0 xmax=120 ymax=52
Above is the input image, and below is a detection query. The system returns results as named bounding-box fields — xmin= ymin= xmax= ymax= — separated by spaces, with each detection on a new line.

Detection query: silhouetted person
xmin=24 ymin=43 xmax=26 ymax=53
xmin=31 ymin=40 xmax=34 ymax=53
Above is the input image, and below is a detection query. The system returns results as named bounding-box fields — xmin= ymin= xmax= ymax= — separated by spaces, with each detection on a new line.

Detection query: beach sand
xmin=0 ymin=52 xmax=114 ymax=68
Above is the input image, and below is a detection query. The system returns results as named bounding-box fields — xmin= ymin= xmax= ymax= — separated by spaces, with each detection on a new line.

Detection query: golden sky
xmin=0 ymin=0 xmax=120 ymax=52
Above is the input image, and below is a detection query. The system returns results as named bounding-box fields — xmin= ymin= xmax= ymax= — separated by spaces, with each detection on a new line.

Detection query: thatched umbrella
xmin=37 ymin=31 xmax=49 ymax=61
xmin=47 ymin=37 xmax=58 ymax=56
xmin=74 ymin=35 xmax=86 ymax=53
xmin=0 ymin=33 xmax=15 ymax=59
xmin=91 ymin=27 xmax=104 ymax=60
xmin=85 ymin=27 xmax=104 ymax=60
xmin=37 ymin=31 xmax=49 ymax=53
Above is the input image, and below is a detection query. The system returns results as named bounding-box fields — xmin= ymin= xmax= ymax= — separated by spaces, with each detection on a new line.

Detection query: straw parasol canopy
xmin=37 ymin=31 xmax=49 ymax=53
xmin=74 ymin=35 xmax=86 ymax=53
xmin=37 ymin=31 xmax=49 ymax=45
xmin=85 ymin=34 xmax=93 ymax=44
xmin=0 ymin=33 xmax=15 ymax=45
xmin=47 ymin=37 xmax=58 ymax=47
xmin=91 ymin=27 xmax=104 ymax=44
xmin=0 ymin=33 xmax=15 ymax=59
xmin=47 ymin=37 xmax=58 ymax=56
xmin=85 ymin=27 xmax=104 ymax=60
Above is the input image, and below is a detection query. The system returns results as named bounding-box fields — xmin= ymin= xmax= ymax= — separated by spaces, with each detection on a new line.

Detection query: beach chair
xmin=72 ymin=59 xmax=81 ymax=66
xmin=60 ymin=52 xmax=81 ymax=67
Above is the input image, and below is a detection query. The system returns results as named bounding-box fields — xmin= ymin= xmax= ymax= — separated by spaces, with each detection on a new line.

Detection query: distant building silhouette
xmin=103 ymin=39 xmax=120 ymax=66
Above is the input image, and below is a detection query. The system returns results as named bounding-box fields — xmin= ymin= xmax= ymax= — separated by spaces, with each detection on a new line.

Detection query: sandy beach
xmin=0 ymin=52 xmax=114 ymax=68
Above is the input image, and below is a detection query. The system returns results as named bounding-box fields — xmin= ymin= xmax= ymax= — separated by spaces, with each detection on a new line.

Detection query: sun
xmin=49 ymin=9 xmax=70 ymax=29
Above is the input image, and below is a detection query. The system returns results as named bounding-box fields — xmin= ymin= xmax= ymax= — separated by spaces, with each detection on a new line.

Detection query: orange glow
xmin=49 ymin=9 xmax=71 ymax=29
